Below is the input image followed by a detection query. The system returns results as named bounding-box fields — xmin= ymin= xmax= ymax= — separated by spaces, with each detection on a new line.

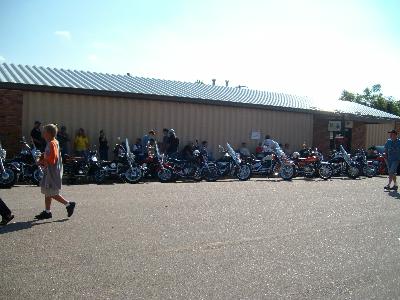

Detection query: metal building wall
xmin=365 ymin=122 xmax=394 ymax=147
xmin=22 ymin=91 xmax=314 ymax=156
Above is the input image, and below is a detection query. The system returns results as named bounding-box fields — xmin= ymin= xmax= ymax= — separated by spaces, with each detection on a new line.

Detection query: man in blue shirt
xmin=384 ymin=129 xmax=400 ymax=191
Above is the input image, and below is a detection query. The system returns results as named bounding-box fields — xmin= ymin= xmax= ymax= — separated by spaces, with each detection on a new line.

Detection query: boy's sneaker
xmin=0 ymin=215 xmax=14 ymax=226
xmin=66 ymin=202 xmax=76 ymax=217
xmin=35 ymin=211 xmax=52 ymax=220
xmin=390 ymin=186 xmax=399 ymax=191
xmin=384 ymin=185 xmax=391 ymax=190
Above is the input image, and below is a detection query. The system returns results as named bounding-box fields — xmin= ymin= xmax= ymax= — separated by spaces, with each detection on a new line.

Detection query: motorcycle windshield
xmin=226 ymin=143 xmax=240 ymax=164
xmin=339 ymin=145 xmax=352 ymax=165
xmin=125 ymin=138 xmax=130 ymax=155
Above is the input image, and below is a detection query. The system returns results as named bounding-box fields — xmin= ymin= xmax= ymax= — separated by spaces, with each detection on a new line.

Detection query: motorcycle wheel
xmin=347 ymin=166 xmax=360 ymax=179
xmin=204 ymin=164 xmax=220 ymax=182
xmin=318 ymin=165 xmax=333 ymax=180
xmin=157 ymin=168 xmax=173 ymax=183
xmin=193 ymin=168 xmax=203 ymax=182
xmin=0 ymin=168 xmax=17 ymax=188
xmin=280 ymin=165 xmax=294 ymax=181
xmin=124 ymin=167 xmax=142 ymax=184
xmin=236 ymin=164 xmax=251 ymax=181
xmin=94 ymin=169 xmax=106 ymax=184
xmin=32 ymin=168 xmax=43 ymax=186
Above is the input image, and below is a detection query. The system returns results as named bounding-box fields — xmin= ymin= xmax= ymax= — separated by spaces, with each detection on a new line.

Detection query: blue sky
xmin=0 ymin=0 xmax=399 ymax=101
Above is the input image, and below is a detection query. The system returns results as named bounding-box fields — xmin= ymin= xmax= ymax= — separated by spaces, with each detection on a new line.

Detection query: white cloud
xmin=88 ymin=54 xmax=98 ymax=62
xmin=54 ymin=30 xmax=71 ymax=40
xmin=0 ymin=55 xmax=5 ymax=62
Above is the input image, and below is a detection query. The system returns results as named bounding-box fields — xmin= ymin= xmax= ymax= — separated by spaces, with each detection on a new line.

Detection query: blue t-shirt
xmin=385 ymin=138 xmax=400 ymax=162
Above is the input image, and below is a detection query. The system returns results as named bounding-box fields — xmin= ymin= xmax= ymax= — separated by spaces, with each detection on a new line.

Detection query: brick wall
xmin=312 ymin=116 xmax=331 ymax=155
xmin=0 ymin=90 xmax=23 ymax=156
xmin=351 ymin=121 xmax=366 ymax=150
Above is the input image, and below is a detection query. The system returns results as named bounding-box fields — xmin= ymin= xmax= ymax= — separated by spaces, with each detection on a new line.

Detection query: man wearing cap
xmin=31 ymin=121 xmax=45 ymax=152
xmin=384 ymin=129 xmax=400 ymax=191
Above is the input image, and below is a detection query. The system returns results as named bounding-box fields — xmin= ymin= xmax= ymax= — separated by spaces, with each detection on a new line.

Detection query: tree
xmin=339 ymin=84 xmax=400 ymax=116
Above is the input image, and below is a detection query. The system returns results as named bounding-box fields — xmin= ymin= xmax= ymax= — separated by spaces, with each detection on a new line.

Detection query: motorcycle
xmin=292 ymin=148 xmax=333 ymax=180
xmin=352 ymin=149 xmax=377 ymax=178
xmin=215 ymin=143 xmax=252 ymax=181
xmin=9 ymin=137 xmax=43 ymax=185
xmin=141 ymin=143 xmax=173 ymax=183
xmin=247 ymin=150 xmax=296 ymax=181
xmin=166 ymin=148 xmax=220 ymax=182
xmin=367 ymin=151 xmax=387 ymax=175
xmin=63 ymin=150 xmax=101 ymax=184
xmin=327 ymin=145 xmax=360 ymax=179
xmin=94 ymin=138 xmax=142 ymax=184
xmin=0 ymin=143 xmax=17 ymax=188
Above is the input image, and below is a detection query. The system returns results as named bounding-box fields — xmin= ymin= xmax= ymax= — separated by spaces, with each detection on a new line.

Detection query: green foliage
xmin=339 ymin=84 xmax=400 ymax=116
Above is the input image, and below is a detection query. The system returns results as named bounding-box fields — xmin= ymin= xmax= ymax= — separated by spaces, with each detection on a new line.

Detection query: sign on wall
xmin=250 ymin=130 xmax=261 ymax=140
xmin=328 ymin=121 xmax=341 ymax=132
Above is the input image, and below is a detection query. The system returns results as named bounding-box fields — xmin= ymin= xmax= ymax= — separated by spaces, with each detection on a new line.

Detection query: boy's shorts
xmin=387 ymin=160 xmax=399 ymax=176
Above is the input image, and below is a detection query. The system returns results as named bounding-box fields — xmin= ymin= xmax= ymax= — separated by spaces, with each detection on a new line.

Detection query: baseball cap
xmin=388 ymin=129 xmax=398 ymax=134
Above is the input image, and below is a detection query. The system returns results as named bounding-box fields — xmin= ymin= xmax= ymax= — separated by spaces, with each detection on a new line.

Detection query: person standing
xmin=98 ymin=130 xmax=109 ymax=161
xmin=142 ymin=130 xmax=156 ymax=151
xmin=74 ymin=128 xmax=89 ymax=158
xmin=161 ymin=128 xmax=170 ymax=154
xmin=57 ymin=125 xmax=70 ymax=157
xmin=31 ymin=121 xmax=45 ymax=152
xmin=0 ymin=198 xmax=14 ymax=226
xmin=384 ymin=129 xmax=400 ymax=191
xmin=167 ymin=129 xmax=179 ymax=156
xmin=35 ymin=124 xmax=76 ymax=220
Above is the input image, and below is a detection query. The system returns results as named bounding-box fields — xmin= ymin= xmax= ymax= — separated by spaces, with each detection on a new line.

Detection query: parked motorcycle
xmin=247 ymin=150 xmax=296 ymax=181
xmin=327 ymin=146 xmax=360 ymax=179
xmin=367 ymin=150 xmax=387 ymax=175
xmin=215 ymin=143 xmax=252 ymax=181
xmin=352 ymin=149 xmax=377 ymax=178
xmin=292 ymin=148 xmax=333 ymax=180
xmin=63 ymin=150 xmax=100 ymax=184
xmin=9 ymin=137 xmax=43 ymax=185
xmin=0 ymin=143 xmax=17 ymax=188
xmin=166 ymin=148 xmax=220 ymax=182
xmin=141 ymin=143 xmax=173 ymax=183
xmin=94 ymin=138 xmax=142 ymax=184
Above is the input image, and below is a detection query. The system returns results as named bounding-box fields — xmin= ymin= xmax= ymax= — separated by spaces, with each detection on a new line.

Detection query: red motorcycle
xmin=368 ymin=153 xmax=387 ymax=175
xmin=292 ymin=148 xmax=333 ymax=180
xmin=141 ymin=143 xmax=173 ymax=182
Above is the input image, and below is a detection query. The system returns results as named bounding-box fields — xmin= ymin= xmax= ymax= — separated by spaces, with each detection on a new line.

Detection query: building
xmin=0 ymin=63 xmax=398 ymax=157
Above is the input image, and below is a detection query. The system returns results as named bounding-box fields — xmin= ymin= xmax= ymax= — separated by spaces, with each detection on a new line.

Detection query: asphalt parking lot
xmin=1 ymin=176 xmax=400 ymax=299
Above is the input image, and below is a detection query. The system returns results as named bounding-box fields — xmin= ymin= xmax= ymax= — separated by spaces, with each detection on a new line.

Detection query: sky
xmin=0 ymin=0 xmax=399 ymax=101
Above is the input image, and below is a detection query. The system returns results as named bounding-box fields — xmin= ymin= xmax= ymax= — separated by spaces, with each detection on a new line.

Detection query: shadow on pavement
xmin=0 ymin=218 xmax=68 ymax=234
xmin=387 ymin=191 xmax=400 ymax=200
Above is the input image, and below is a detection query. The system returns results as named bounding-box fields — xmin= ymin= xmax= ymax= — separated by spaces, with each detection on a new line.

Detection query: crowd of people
xmin=29 ymin=121 xmax=299 ymax=163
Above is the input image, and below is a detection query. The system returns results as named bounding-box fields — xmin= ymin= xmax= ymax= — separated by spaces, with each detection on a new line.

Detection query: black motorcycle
xmin=327 ymin=145 xmax=360 ymax=179
xmin=9 ymin=138 xmax=43 ymax=185
xmin=0 ymin=143 xmax=17 ymax=188
xmin=63 ymin=150 xmax=100 ymax=184
xmin=94 ymin=138 xmax=142 ymax=184
xmin=215 ymin=143 xmax=252 ymax=181
xmin=352 ymin=149 xmax=376 ymax=178
xmin=166 ymin=148 xmax=220 ymax=182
